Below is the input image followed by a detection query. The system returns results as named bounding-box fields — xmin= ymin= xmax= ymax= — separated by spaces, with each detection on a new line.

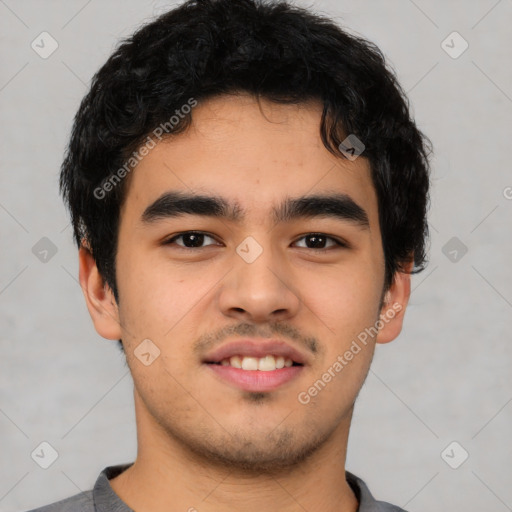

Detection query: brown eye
xmin=293 ymin=233 xmax=345 ymax=249
xmin=165 ymin=231 xmax=219 ymax=248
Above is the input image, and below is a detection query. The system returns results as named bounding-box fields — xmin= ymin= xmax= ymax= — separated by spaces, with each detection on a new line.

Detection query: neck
xmin=109 ymin=390 xmax=359 ymax=512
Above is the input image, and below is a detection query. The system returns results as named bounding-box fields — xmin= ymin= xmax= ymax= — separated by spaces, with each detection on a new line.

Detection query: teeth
xmin=258 ymin=355 xmax=276 ymax=371
xmin=220 ymin=355 xmax=295 ymax=370
xmin=241 ymin=356 xmax=259 ymax=371
xmin=230 ymin=355 xmax=242 ymax=368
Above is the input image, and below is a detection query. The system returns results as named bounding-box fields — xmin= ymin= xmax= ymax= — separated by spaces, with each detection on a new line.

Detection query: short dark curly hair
xmin=60 ymin=0 xmax=431 ymax=307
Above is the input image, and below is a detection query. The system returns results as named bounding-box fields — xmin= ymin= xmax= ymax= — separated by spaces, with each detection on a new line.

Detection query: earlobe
xmin=78 ymin=244 xmax=123 ymax=340
xmin=375 ymin=262 xmax=413 ymax=345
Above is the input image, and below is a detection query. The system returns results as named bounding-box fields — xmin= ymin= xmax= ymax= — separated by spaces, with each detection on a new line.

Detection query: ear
xmin=78 ymin=242 xmax=123 ymax=340
xmin=375 ymin=260 xmax=413 ymax=345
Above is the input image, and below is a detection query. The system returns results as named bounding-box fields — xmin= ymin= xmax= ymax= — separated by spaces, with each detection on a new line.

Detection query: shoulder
xmin=23 ymin=490 xmax=94 ymax=512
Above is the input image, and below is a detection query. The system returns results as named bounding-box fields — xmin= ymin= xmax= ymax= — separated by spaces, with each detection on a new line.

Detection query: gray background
xmin=1 ymin=0 xmax=511 ymax=510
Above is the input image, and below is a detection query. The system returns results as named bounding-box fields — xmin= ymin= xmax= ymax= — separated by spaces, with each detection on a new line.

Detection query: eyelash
xmin=163 ymin=231 xmax=348 ymax=251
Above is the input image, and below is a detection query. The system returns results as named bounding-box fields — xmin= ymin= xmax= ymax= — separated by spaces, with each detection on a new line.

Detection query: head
xmin=63 ymin=0 xmax=430 ymax=473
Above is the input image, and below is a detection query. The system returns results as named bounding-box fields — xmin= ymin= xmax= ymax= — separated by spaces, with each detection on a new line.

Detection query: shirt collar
xmin=94 ymin=463 xmax=134 ymax=512
xmin=346 ymin=470 xmax=389 ymax=511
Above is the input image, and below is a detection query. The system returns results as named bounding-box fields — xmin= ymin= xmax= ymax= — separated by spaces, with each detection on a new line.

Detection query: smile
xmin=213 ymin=354 xmax=299 ymax=371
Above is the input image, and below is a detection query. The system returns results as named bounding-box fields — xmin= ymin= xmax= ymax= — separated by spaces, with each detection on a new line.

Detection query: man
xmin=29 ymin=0 xmax=430 ymax=510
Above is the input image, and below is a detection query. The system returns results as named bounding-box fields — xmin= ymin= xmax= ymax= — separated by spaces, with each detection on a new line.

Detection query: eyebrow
xmin=140 ymin=191 xmax=370 ymax=229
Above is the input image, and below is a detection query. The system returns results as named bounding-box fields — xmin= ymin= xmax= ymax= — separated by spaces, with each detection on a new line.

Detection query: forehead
xmin=120 ymin=94 xmax=378 ymax=227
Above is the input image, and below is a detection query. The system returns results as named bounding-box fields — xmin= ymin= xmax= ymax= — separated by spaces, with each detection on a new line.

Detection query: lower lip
xmin=206 ymin=364 xmax=303 ymax=392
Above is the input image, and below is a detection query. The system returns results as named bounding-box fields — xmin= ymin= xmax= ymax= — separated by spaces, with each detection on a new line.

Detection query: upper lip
xmin=203 ymin=339 xmax=308 ymax=365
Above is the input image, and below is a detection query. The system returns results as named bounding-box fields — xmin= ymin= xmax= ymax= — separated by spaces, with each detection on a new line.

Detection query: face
xmin=81 ymin=94 xmax=410 ymax=473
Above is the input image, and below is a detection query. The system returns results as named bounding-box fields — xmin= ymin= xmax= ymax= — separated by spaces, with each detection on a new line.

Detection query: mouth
xmin=203 ymin=339 xmax=307 ymax=392
xmin=207 ymin=354 xmax=303 ymax=371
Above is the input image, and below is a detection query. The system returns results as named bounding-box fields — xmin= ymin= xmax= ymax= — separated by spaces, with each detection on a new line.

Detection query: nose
xmin=217 ymin=239 xmax=301 ymax=324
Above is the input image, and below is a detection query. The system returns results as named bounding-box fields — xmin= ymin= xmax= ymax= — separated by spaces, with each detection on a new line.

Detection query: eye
xmin=293 ymin=233 xmax=346 ymax=250
xmin=163 ymin=231 xmax=346 ymax=250
xmin=164 ymin=231 xmax=220 ymax=249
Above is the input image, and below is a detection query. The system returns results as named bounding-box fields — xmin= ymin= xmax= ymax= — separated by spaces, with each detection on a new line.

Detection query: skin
xmin=79 ymin=93 xmax=412 ymax=512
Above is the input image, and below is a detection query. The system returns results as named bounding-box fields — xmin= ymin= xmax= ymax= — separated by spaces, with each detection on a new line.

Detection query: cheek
xmin=298 ymin=271 xmax=380 ymax=409
xmin=302 ymin=263 xmax=383 ymax=339
xmin=117 ymin=252 xmax=219 ymax=346
xmin=115 ymin=250 xmax=178 ymax=340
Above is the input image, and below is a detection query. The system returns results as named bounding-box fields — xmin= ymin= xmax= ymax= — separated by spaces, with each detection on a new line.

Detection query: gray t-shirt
xmin=26 ymin=463 xmax=408 ymax=512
